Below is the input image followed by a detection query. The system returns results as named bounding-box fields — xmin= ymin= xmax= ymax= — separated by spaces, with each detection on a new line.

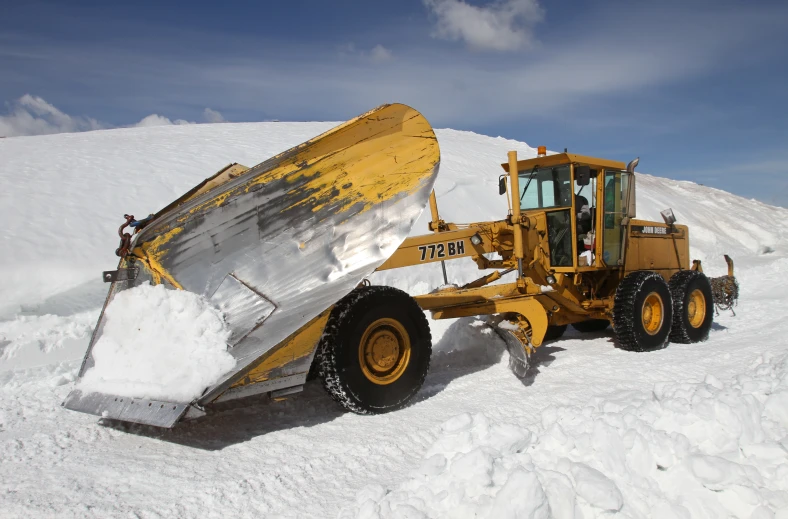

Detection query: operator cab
xmin=501 ymin=150 xmax=636 ymax=272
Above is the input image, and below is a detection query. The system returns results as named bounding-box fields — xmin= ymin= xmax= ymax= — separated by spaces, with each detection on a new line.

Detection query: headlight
xmin=470 ymin=233 xmax=482 ymax=246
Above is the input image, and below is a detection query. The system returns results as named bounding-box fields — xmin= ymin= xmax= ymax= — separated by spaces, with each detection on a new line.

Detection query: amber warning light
xmin=537 ymin=146 xmax=547 ymax=157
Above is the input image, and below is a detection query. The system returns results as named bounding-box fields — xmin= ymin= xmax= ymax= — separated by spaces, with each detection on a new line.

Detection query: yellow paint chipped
xmin=239 ymin=103 xmax=438 ymax=216
xmin=132 ymin=227 xmax=184 ymax=289
xmin=175 ymin=190 xmax=233 ymax=225
xmin=154 ymin=104 xmax=437 ymax=232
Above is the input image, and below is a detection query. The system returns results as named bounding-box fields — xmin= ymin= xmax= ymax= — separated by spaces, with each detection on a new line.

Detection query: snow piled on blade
xmin=78 ymin=283 xmax=235 ymax=403
xmin=346 ymin=353 xmax=788 ymax=519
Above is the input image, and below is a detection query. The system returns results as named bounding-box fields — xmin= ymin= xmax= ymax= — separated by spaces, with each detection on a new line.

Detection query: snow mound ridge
xmin=78 ymin=282 xmax=236 ymax=403
xmin=2 ymin=121 xmax=787 ymax=318
xmin=346 ymin=352 xmax=788 ymax=519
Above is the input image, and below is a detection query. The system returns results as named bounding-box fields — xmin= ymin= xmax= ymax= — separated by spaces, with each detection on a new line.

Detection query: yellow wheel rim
xmin=642 ymin=292 xmax=664 ymax=335
xmin=687 ymin=288 xmax=706 ymax=328
xmin=358 ymin=318 xmax=411 ymax=385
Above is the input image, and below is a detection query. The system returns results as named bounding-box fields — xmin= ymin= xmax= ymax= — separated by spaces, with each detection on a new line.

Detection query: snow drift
xmin=345 ymin=352 xmax=788 ymax=518
xmin=2 ymin=124 xmax=786 ymax=321
xmin=1 ymin=121 xmax=787 ymax=518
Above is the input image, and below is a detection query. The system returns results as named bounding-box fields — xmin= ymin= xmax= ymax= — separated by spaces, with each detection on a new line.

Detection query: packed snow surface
xmin=1 ymin=121 xmax=787 ymax=518
xmin=78 ymin=282 xmax=235 ymax=403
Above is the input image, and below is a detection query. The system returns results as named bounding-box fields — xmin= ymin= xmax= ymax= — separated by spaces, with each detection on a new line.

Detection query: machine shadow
xmin=418 ymin=317 xmax=573 ymax=395
xmin=102 ymin=320 xmax=628 ymax=448
xmin=520 ymin=344 xmax=567 ymax=387
xmin=417 ymin=318 xmax=509 ymax=398
xmin=101 ymin=320 xmax=515 ymax=449
xmin=100 ymin=382 xmax=347 ymax=451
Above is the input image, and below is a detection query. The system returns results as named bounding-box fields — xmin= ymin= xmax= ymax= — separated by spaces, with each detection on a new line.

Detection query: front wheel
xmin=316 ymin=286 xmax=432 ymax=414
xmin=613 ymin=271 xmax=673 ymax=352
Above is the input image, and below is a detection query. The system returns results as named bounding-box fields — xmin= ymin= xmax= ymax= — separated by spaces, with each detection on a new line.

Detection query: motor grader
xmin=64 ymin=104 xmax=726 ymax=427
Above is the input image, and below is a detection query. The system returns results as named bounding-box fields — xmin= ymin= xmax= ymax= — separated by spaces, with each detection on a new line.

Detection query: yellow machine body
xmin=240 ymin=150 xmax=702 ymax=398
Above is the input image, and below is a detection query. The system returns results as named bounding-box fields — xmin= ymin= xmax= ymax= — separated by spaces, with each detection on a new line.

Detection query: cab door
xmin=600 ymin=170 xmax=633 ymax=267
xmin=538 ymin=167 xmax=574 ymax=270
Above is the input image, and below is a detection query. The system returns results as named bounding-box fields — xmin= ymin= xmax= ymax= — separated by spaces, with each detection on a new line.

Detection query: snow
xmin=0 ymin=121 xmax=787 ymax=518
xmin=346 ymin=352 xmax=788 ymax=518
xmin=78 ymin=282 xmax=236 ymax=403
xmin=0 ymin=311 xmax=95 ymax=369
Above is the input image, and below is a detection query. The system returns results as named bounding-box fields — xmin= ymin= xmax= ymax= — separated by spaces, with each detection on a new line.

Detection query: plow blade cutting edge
xmin=63 ymin=103 xmax=441 ymax=427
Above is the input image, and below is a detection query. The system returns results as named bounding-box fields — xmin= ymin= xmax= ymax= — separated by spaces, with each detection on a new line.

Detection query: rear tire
xmin=571 ymin=319 xmax=610 ymax=333
xmin=317 ymin=286 xmax=432 ymax=414
xmin=669 ymin=270 xmax=713 ymax=343
xmin=613 ymin=271 xmax=673 ymax=352
xmin=544 ymin=324 xmax=568 ymax=341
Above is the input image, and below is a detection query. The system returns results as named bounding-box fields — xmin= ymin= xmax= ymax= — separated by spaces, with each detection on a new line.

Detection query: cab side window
xmin=602 ymin=171 xmax=632 ymax=265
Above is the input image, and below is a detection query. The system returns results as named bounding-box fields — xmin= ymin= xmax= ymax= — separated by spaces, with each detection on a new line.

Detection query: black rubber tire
xmin=669 ymin=270 xmax=714 ymax=343
xmin=544 ymin=324 xmax=568 ymax=341
xmin=613 ymin=271 xmax=673 ymax=352
xmin=571 ymin=319 xmax=610 ymax=333
xmin=316 ymin=286 xmax=432 ymax=414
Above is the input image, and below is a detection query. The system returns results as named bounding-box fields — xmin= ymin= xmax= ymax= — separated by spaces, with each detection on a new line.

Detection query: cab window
xmin=518 ymin=165 xmax=571 ymax=211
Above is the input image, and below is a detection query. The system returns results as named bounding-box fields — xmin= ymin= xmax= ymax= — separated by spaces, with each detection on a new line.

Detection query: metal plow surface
xmin=64 ymin=103 xmax=441 ymax=427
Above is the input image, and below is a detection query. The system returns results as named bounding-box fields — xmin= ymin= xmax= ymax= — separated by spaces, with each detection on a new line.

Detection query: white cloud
xmin=424 ymin=0 xmax=544 ymax=51
xmin=133 ymin=114 xmax=192 ymax=127
xmin=0 ymin=95 xmax=224 ymax=137
xmin=133 ymin=108 xmax=225 ymax=127
xmin=202 ymin=107 xmax=226 ymax=123
xmin=0 ymin=94 xmax=105 ymax=137
xmin=369 ymin=45 xmax=393 ymax=63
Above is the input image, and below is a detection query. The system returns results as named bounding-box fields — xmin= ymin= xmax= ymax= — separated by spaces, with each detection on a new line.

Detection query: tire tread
xmin=316 ymin=286 xmax=431 ymax=414
xmin=669 ymin=270 xmax=713 ymax=343
xmin=613 ymin=271 xmax=672 ymax=352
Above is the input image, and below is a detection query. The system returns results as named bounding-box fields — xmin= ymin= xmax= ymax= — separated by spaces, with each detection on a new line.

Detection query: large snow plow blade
xmin=64 ymin=103 xmax=440 ymax=427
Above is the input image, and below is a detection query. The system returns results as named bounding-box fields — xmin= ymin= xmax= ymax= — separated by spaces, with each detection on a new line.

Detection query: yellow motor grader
xmin=64 ymin=104 xmax=731 ymax=427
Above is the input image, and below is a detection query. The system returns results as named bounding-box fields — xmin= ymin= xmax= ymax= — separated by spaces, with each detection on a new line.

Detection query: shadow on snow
xmin=98 ymin=315 xmax=724 ymax=448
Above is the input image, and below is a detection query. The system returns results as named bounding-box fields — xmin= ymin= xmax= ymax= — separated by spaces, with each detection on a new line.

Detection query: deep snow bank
xmin=345 ymin=352 xmax=788 ymax=519
xmin=3 ymin=123 xmax=786 ymax=320
xmin=78 ymin=283 xmax=235 ymax=402
xmin=1 ymin=122 xmax=787 ymax=519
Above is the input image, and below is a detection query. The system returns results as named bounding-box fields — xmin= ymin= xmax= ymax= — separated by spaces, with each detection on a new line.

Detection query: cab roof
xmin=501 ymin=153 xmax=627 ymax=172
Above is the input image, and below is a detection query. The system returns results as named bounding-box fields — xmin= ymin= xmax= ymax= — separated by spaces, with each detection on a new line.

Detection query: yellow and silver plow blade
xmin=64 ymin=103 xmax=440 ymax=427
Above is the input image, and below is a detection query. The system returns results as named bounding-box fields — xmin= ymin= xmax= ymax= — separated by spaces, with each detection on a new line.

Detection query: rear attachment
xmin=710 ymin=255 xmax=739 ymax=315
xmin=695 ymin=254 xmax=739 ymax=315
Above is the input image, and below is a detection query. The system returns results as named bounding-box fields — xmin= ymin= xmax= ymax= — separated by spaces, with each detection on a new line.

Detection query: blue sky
xmin=2 ymin=0 xmax=787 ymax=206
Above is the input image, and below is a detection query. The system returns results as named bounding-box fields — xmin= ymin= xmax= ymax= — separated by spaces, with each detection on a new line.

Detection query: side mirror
xmin=499 ymin=175 xmax=507 ymax=196
xmin=575 ymin=165 xmax=591 ymax=186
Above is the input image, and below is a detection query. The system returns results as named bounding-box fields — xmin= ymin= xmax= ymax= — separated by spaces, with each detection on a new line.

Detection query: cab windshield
xmin=518 ymin=165 xmax=572 ymax=211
